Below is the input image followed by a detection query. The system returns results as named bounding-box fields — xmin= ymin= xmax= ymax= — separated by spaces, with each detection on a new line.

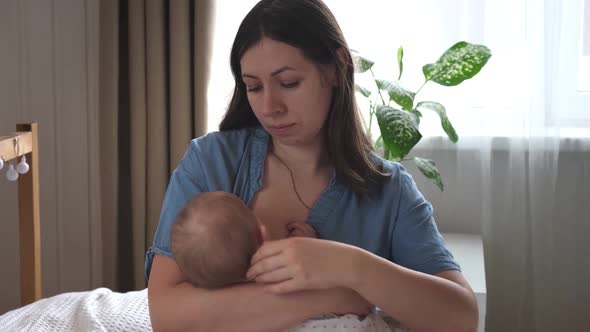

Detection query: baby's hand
xmin=286 ymin=221 xmax=317 ymax=238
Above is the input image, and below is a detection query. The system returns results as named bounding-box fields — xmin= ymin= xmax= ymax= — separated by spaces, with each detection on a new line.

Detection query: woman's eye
xmin=246 ymin=86 xmax=262 ymax=93
xmin=282 ymin=81 xmax=300 ymax=88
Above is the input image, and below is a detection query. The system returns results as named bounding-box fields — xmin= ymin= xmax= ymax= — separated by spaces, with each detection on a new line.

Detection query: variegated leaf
xmin=397 ymin=45 xmax=404 ymax=80
xmin=416 ymin=101 xmax=458 ymax=143
xmin=375 ymin=79 xmax=415 ymax=111
xmin=355 ymin=84 xmax=371 ymax=98
xmin=376 ymin=105 xmax=422 ymax=160
xmin=414 ymin=157 xmax=444 ymax=191
xmin=352 ymin=54 xmax=374 ymax=73
xmin=422 ymin=41 xmax=491 ymax=86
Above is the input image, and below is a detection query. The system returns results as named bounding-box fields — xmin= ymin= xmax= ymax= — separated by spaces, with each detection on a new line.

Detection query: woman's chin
xmin=271 ymin=135 xmax=303 ymax=146
xmin=270 ymin=131 xmax=323 ymax=148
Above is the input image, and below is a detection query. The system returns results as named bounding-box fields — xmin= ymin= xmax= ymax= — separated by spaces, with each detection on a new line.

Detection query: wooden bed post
xmin=15 ymin=123 xmax=42 ymax=306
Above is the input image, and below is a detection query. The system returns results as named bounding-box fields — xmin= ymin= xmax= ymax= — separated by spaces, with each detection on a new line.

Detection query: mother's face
xmin=240 ymin=37 xmax=335 ymax=146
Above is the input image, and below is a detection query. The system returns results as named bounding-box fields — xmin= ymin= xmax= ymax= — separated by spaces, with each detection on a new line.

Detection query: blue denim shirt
xmin=145 ymin=126 xmax=459 ymax=280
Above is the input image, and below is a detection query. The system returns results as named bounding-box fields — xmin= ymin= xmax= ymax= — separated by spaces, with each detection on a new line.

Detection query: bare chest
xmin=250 ymin=155 xmax=329 ymax=240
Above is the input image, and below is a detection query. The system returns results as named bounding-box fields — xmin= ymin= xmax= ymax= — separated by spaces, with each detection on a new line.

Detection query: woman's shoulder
xmin=367 ymin=153 xmax=418 ymax=198
xmin=187 ymin=126 xmax=264 ymax=158
xmin=179 ymin=126 xmax=266 ymax=188
xmin=369 ymin=153 xmax=408 ymax=182
xmin=190 ymin=126 xmax=254 ymax=149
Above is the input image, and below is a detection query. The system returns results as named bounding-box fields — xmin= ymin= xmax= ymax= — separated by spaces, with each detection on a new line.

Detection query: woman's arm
xmin=148 ymin=254 xmax=372 ymax=332
xmin=350 ymin=249 xmax=479 ymax=332
xmin=247 ymin=238 xmax=478 ymax=332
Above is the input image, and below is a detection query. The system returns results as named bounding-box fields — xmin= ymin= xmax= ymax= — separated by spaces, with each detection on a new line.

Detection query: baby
xmin=170 ymin=191 xmax=315 ymax=288
xmin=170 ymin=191 xmax=400 ymax=332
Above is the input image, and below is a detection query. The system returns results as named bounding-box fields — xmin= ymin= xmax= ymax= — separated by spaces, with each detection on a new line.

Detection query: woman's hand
xmin=246 ymin=237 xmax=363 ymax=294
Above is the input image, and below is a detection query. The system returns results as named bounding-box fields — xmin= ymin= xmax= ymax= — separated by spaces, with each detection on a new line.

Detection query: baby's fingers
xmin=301 ymin=224 xmax=317 ymax=237
xmin=287 ymin=222 xmax=317 ymax=238
xmin=288 ymin=228 xmax=306 ymax=237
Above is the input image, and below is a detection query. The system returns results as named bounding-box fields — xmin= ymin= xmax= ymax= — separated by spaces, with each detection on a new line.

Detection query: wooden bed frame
xmin=0 ymin=123 xmax=41 ymax=306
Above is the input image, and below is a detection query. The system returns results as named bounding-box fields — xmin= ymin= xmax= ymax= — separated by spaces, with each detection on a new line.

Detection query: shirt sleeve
xmin=144 ymin=141 xmax=208 ymax=281
xmin=391 ymin=165 xmax=461 ymax=275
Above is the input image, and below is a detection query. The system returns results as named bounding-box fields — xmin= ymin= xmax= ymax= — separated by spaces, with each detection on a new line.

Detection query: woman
xmin=146 ymin=0 xmax=478 ymax=331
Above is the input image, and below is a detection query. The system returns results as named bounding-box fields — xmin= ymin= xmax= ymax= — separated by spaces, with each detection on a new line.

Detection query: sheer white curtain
xmin=209 ymin=1 xmax=590 ymax=330
xmin=477 ymin=1 xmax=590 ymax=331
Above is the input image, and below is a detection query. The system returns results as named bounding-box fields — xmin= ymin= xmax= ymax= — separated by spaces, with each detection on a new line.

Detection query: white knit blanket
xmin=0 ymin=288 xmax=409 ymax=332
xmin=0 ymin=288 xmax=152 ymax=332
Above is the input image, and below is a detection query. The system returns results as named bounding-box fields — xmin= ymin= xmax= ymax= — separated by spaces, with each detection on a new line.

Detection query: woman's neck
xmin=270 ymin=138 xmax=332 ymax=176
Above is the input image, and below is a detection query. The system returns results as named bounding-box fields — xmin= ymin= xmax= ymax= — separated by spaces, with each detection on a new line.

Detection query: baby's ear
xmin=258 ymin=224 xmax=270 ymax=243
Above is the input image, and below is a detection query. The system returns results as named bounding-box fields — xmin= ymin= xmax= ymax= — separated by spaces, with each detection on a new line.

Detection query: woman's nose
xmin=261 ymin=88 xmax=284 ymax=117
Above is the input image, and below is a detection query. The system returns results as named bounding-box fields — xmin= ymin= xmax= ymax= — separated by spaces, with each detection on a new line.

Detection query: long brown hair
xmin=219 ymin=0 xmax=387 ymax=197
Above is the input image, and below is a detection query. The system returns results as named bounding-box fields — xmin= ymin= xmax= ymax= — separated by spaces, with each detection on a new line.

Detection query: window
xmin=549 ymin=0 xmax=590 ymax=127
xmin=208 ymin=0 xmax=590 ymax=136
xmin=207 ymin=0 xmax=260 ymax=132
xmin=579 ymin=0 xmax=590 ymax=91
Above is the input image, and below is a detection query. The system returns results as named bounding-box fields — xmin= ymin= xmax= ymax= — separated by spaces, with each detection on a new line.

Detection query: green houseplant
xmin=353 ymin=41 xmax=491 ymax=190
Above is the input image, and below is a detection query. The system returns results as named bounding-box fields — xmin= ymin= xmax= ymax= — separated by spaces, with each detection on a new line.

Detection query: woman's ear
xmin=336 ymin=47 xmax=348 ymax=68
xmin=331 ymin=47 xmax=349 ymax=87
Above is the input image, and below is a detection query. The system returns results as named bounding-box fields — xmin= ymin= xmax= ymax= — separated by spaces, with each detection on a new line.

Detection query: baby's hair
xmin=170 ymin=191 xmax=260 ymax=288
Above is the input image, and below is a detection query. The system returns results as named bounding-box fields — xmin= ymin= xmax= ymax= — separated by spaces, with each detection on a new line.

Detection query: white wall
xmin=0 ymin=0 xmax=101 ymax=314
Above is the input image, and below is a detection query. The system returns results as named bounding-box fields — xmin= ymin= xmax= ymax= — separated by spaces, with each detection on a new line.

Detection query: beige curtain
xmin=99 ymin=0 xmax=214 ymax=291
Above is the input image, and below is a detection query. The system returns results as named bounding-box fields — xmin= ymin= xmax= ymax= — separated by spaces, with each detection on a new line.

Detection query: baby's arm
xmin=286 ymin=221 xmax=317 ymax=238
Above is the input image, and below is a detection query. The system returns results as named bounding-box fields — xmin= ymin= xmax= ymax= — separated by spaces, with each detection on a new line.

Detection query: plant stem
xmin=368 ymin=103 xmax=374 ymax=134
xmin=415 ymin=80 xmax=428 ymax=97
xmin=400 ymin=157 xmax=415 ymax=163
xmin=370 ymin=68 xmax=387 ymax=105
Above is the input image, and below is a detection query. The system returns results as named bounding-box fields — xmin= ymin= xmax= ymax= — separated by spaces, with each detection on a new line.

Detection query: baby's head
xmin=170 ymin=191 xmax=263 ymax=289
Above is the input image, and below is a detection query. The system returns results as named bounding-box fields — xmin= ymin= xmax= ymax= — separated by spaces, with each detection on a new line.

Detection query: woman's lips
xmin=267 ymin=123 xmax=295 ymax=135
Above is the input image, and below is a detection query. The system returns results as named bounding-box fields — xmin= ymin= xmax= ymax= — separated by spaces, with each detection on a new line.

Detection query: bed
xmin=0 ymin=287 xmax=409 ymax=332
xmin=0 ymin=288 xmax=152 ymax=331
xmin=0 ymin=123 xmax=154 ymax=331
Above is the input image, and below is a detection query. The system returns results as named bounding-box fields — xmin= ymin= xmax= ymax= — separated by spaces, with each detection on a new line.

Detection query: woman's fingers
xmin=249 ymin=237 xmax=356 ymax=291
xmin=247 ymin=250 xmax=284 ymax=280
xmin=253 ymin=266 xmax=294 ymax=284
xmin=250 ymin=240 xmax=283 ymax=265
